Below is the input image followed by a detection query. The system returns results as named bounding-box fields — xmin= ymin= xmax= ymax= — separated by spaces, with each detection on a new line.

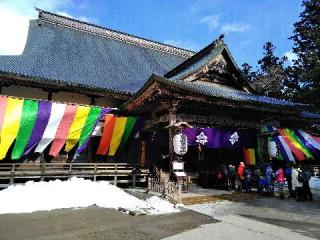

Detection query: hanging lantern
xmin=173 ymin=133 xmax=188 ymax=155
xmin=268 ymin=140 xmax=278 ymax=157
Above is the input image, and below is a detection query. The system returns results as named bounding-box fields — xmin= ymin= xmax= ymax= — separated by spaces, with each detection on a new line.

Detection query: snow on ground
xmin=185 ymin=201 xmax=234 ymax=220
xmin=0 ymin=178 xmax=180 ymax=215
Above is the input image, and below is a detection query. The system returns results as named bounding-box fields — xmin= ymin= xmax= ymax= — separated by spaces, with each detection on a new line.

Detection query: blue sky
xmin=0 ymin=0 xmax=303 ymax=68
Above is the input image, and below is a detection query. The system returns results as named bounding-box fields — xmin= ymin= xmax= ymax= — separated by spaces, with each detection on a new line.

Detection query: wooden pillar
xmin=140 ymin=140 xmax=146 ymax=167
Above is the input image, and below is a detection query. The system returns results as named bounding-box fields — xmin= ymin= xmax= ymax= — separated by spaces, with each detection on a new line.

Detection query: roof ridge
xmin=36 ymin=8 xmax=195 ymax=58
xmin=164 ymin=39 xmax=225 ymax=78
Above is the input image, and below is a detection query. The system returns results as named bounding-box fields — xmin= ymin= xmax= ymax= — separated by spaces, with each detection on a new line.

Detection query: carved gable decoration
xmin=183 ymin=53 xmax=243 ymax=90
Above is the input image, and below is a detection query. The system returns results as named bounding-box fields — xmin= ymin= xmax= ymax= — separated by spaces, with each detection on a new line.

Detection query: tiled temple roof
xmin=0 ymin=9 xmax=194 ymax=94
xmin=131 ymin=74 xmax=307 ymax=109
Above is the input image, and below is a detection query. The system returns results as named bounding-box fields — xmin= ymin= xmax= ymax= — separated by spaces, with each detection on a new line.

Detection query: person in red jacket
xmin=237 ymin=162 xmax=245 ymax=191
xmin=275 ymin=168 xmax=285 ymax=199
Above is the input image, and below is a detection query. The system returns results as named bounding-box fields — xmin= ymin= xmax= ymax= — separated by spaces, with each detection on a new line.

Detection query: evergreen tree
xmin=241 ymin=42 xmax=289 ymax=98
xmin=289 ymin=0 xmax=320 ymax=107
xmin=241 ymin=62 xmax=255 ymax=83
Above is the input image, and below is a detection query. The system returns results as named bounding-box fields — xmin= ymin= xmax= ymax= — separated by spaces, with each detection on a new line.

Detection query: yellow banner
xmin=108 ymin=117 xmax=127 ymax=156
xmin=0 ymin=98 xmax=24 ymax=159
xmin=65 ymin=106 xmax=90 ymax=152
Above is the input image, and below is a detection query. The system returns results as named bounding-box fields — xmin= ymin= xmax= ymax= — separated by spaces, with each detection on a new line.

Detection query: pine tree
xmin=242 ymin=42 xmax=289 ymax=98
xmin=241 ymin=63 xmax=255 ymax=83
xmin=289 ymin=0 xmax=320 ymax=107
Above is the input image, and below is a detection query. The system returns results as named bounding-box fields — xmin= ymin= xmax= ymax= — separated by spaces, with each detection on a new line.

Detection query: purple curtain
xmin=181 ymin=128 xmax=257 ymax=149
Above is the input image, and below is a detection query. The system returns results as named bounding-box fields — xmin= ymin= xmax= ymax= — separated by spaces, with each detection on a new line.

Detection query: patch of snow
xmin=0 ymin=178 xmax=179 ymax=215
xmin=146 ymin=196 xmax=180 ymax=215
xmin=185 ymin=201 xmax=234 ymax=220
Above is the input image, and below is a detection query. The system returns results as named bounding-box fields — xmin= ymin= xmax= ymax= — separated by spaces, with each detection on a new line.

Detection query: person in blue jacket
xmin=265 ymin=163 xmax=274 ymax=195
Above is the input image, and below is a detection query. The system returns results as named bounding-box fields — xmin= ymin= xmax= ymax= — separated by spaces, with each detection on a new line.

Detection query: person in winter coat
xmin=228 ymin=164 xmax=236 ymax=190
xmin=237 ymin=162 xmax=245 ymax=191
xmin=275 ymin=168 xmax=285 ymax=199
xmin=301 ymin=166 xmax=313 ymax=201
xmin=285 ymin=165 xmax=294 ymax=198
xmin=292 ymin=166 xmax=304 ymax=201
xmin=265 ymin=164 xmax=274 ymax=195
xmin=244 ymin=168 xmax=252 ymax=192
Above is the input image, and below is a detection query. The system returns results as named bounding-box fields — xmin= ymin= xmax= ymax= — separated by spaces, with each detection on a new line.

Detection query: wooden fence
xmin=0 ymin=163 xmax=149 ymax=188
xmin=147 ymin=177 xmax=182 ymax=205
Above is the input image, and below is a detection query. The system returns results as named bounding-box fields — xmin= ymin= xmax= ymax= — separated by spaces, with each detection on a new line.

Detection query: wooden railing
xmin=0 ymin=163 xmax=149 ymax=188
xmin=147 ymin=177 xmax=182 ymax=205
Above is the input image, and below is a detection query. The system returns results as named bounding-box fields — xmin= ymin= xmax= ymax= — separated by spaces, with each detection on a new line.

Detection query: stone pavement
xmin=163 ymin=215 xmax=317 ymax=240
xmin=164 ymin=189 xmax=320 ymax=240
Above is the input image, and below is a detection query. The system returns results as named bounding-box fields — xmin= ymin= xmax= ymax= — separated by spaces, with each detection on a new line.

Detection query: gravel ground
xmin=0 ymin=206 xmax=215 ymax=240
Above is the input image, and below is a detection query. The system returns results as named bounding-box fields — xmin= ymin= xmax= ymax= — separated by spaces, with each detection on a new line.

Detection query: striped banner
xmin=274 ymin=136 xmax=295 ymax=162
xmin=108 ymin=117 xmax=127 ymax=156
xmin=0 ymin=96 xmax=8 ymax=134
xmin=96 ymin=115 xmax=142 ymax=156
xmin=243 ymin=148 xmax=256 ymax=165
xmin=35 ymin=103 xmax=66 ymax=153
xmin=278 ymin=129 xmax=305 ymax=161
xmin=49 ymin=105 xmax=78 ymax=157
xmin=75 ymin=107 xmax=110 ymax=156
xmin=0 ymin=97 xmax=24 ymax=160
xmin=0 ymin=95 xmax=109 ymax=159
xmin=96 ymin=114 xmax=116 ymax=155
xmin=117 ymin=117 xmax=137 ymax=151
xmin=23 ymin=101 xmax=52 ymax=155
xmin=298 ymin=130 xmax=320 ymax=150
xmin=283 ymin=129 xmax=313 ymax=159
xmin=65 ymin=106 xmax=90 ymax=152
xmin=11 ymin=100 xmax=38 ymax=159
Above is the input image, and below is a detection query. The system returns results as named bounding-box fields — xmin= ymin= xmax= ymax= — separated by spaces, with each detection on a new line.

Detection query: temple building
xmin=0 ymin=9 xmax=319 ymax=181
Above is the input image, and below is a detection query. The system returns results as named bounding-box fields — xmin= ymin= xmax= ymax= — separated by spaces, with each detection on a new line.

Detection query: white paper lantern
xmin=173 ymin=133 xmax=188 ymax=155
xmin=268 ymin=140 xmax=278 ymax=157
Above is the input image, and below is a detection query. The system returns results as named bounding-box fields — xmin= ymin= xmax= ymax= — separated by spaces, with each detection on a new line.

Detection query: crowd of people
xmin=219 ymin=162 xmax=313 ymax=201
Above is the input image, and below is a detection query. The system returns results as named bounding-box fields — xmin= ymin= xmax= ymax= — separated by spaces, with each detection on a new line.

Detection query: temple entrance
xmin=183 ymin=146 xmax=244 ymax=188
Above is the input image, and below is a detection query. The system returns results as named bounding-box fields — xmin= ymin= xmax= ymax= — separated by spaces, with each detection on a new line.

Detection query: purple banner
xmin=182 ymin=128 xmax=257 ymax=149
xmin=24 ymin=101 xmax=52 ymax=155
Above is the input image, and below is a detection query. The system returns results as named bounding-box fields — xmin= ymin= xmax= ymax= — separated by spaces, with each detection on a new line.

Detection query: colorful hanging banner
xmin=0 ymin=97 xmax=24 ymax=160
xmin=298 ymin=130 xmax=320 ymax=150
xmin=11 ymin=100 xmax=38 ymax=159
xmin=273 ymin=136 xmax=295 ymax=162
xmin=117 ymin=117 xmax=137 ymax=151
xmin=96 ymin=114 xmax=116 ymax=155
xmin=108 ymin=117 xmax=127 ymax=156
xmin=0 ymin=95 xmax=109 ymax=159
xmin=35 ymin=103 xmax=66 ymax=153
xmin=283 ymin=129 xmax=313 ymax=159
xmin=23 ymin=101 xmax=52 ymax=155
xmin=295 ymin=130 xmax=320 ymax=158
xmin=49 ymin=105 xmax=78 ymax=157
xmin=243 ymin=148 xmax=256 ymax=165
xmin=278 ymin=129 xmax=305 ymax=161
xmin=75 ymin=107 xmax=111 ymax=156
xmin=0 ymin=96 xmax=8 ymax=134
xmin=65 ymin=106 xmax=90 ymax=152
xmin=127 ymin=117 xmax=144 ymax=142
